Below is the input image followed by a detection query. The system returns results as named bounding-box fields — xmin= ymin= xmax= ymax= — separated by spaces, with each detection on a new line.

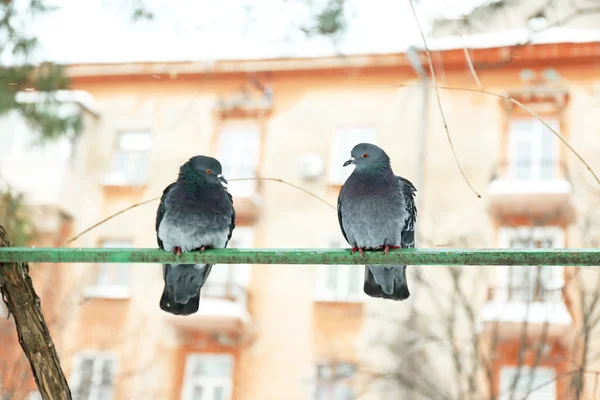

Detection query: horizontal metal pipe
xmin=0 ymin=248 xmax=599 ymax=266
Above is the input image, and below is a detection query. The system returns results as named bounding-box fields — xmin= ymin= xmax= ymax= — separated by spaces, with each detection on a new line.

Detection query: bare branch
xmin=407 ymin=0 xmax=481 ymax=198
xmin=62 ymin=177 xmax=336 ymax=246
xmin=0 ymin=224 xmax=71 ymax=400
xmin=396 ymin=83 xmax=600 ymax=185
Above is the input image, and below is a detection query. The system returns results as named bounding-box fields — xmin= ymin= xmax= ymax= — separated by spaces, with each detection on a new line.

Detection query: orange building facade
xmin=1 ymin=38 xmax=600 ymax=399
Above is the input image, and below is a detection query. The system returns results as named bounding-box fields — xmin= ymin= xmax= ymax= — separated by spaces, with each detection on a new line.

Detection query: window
xmin=181 ymin=354 xmax=234 ymax=400
xmin=217 ymin=126 xmax=260 ymax=198
xmin=71 ymin=352 xmax=116 ymax=400
xmin=499 ymin=366 xmax=555 ymax=400
xmin=508 ymin=118 xmax=559 ymax=181
xmin=328 ymin=127 xmax=376 ymax=185
xmin=106 ymin=131 xmax=152 ymax=185
xmin=314 ymin=362 xmax=356 ymax=400
xmin=85 ymin=240 xmax=132 ymax=299
xmin=497 ymin=227 xmax=564 ymax=303
xmin=202 ymin=227 xmax=253 ymax=307
xmin=316 ymin=237 xmax=363 ymax=302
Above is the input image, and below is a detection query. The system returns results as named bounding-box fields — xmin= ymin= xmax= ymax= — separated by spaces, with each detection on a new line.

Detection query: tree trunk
xmin=0 ymin=224 xmax=71 ymax=400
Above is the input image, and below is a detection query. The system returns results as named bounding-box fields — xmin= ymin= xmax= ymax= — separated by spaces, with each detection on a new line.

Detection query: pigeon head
xmin=179 ymin=155 xmax=228 ymax=186
xmin=343 ymin=143 xmax=391 ymax=172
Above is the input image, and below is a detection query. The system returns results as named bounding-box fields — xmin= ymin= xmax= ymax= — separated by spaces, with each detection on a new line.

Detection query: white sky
xmin=27 ymin=0 xmax=485 ymax=64
xmin=9 ymin=0 xmax=600 ymax=65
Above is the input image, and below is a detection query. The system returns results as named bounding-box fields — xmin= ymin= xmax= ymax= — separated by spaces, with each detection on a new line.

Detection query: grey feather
xmin=337 ymin=143 xmax=417 ymax=301
xmin=156 ymin=156 xmax=235 ymax=316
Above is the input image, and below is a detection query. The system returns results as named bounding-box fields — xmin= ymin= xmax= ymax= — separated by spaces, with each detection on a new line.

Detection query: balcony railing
xmin=201 ymin=282 xmax=249 ymax=311
xmin=481 ymin=282 xmax=573 ymax=344
xmin=489 ymin=160 xmax=569 ymax=183
xmin=164 ymin=281 xmax=251 ymax=333
xmin=102 ymin=152 xmax=149 ymax=187
xmin=487 ymin=285 xmax=563 ymax=303
xmin=487 ymin=161 xmax=572 ymax=218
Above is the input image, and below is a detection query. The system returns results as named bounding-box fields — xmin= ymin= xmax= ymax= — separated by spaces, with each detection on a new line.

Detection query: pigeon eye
xmin=206 ymin=169 xmax=212 ymax=174
xmin=362 ymin=153 xmax=369 ymax=158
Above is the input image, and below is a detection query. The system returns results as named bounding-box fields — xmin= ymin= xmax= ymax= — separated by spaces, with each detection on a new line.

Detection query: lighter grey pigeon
xmin=337 ymin=143 xmax=417 ymax=301
xmin=156 ymin=155 xmax=235 ymax=315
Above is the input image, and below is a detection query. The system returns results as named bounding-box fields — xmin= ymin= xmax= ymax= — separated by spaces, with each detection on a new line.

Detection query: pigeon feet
xmin=200 ymin=245 xmax=209 ymax=252
xmin=384 ymin=245 xmax=401 ymax=255
xmin=351 ymin=246 xmax=366 ymax=258
xmin=173 ymin=247 xmax=182 ymax=256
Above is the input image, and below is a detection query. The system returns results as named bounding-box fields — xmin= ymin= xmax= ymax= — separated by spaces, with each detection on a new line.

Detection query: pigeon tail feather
xmin=159 ymin=264 xmax=211 ymax=316
xmin=160 ymin=287 xmax=200 ymax=316
xmin=364 ymin=265 xmax=410 ymax=301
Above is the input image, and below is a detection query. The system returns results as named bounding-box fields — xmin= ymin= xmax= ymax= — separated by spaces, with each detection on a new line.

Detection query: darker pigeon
xmin=156 ymin=155 xmax=235 ymax=315
xmin=337 ymin=143 xmax=417 ymax=301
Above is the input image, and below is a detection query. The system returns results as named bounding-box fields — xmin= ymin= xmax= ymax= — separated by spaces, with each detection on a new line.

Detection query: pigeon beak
xmin=343 ymin=157 xmax=355 ymax=167
xmin=217 ymin=174 xmax=228 ymax=185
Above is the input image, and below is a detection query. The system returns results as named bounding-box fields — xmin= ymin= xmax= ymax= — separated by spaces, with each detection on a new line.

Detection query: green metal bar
xmin=0 ymin=248 xmax=599 ymax=266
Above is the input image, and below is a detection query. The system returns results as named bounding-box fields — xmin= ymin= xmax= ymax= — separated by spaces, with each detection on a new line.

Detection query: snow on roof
xmin=423 ymin=0 xmax=502 ymax=22
xmin=421 ymin=27 xmax=600 ymax=51
xmin=16 ymin=90 xmax=99 ymax=116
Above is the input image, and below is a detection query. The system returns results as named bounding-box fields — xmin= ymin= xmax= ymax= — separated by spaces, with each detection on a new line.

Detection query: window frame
xmin=498 ymin=365 xmax=556 ymax=400
xmin=106 ymin=130 xmax=153 ymax=186
xmin=313 ymin=361 xmax=356 ymax=400
xmin=202 ymin=227 xmax=254 ymax=307
xmin=70 ymin=351 xmax=118 ymax=400
xmin=181 ymin=353 xmax=234 ymax=400
xmin=507 ymin=117 xmax=560 ymax=181
xmin=315 ymin=237 xmax=365 ymax=303
xmin=496 ymin=226 xmax=565 ymax=303
xmin=216 ymin=124 xmax=261 ymax=198
xmin=84 ymin=239 xmax=133 ymax=299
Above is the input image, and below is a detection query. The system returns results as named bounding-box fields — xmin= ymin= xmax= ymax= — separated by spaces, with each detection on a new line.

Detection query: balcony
xmin=480 ymin=283 xmax=574 ymax=347
xmin=213 ymin=78 xmax=273 ymax=118
xmin=487 ymin=161 xmax=572 ymax=218
xmin=164 ymin=283 xmax=251 ymax=334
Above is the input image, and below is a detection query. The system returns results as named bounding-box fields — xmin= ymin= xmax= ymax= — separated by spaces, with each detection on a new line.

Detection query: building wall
xmin=356 ymin=59 xmax=600 ymax=398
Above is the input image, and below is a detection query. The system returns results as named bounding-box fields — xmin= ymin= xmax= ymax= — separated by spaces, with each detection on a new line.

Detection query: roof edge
xmin=64 ymin=40 xmax=600 ymax=79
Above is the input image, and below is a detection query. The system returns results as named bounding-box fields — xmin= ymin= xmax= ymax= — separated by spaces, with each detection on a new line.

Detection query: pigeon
xmin=156 ymin=155 xmax=235 ymax=315
xmin=337 ymin=143 xmax=417 ymax=301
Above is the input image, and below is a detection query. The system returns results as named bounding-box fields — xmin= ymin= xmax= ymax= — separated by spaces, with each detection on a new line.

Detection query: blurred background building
xmin=1 ymin=0 xmax=600 ymax=399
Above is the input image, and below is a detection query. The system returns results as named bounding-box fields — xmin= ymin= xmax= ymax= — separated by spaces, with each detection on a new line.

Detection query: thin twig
xmin=407 ymin=0 xmax=482 ymax=198
xmin=62 ymin=197 xmax=159 ymax=246
xmin=232 ymin=177 xmax=336 ymax=210
xmin=396 ymin=83 xmax=600 ymax=185
xmin=450 ymin=16 xmax=483 ymax=90
xmin=62 ymin=177 xmax=336 ymax=246
xmin=462 ymin=46 xmax=482 ymax=90
xmin=508 ymin=97 xmax=599 ymax=184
